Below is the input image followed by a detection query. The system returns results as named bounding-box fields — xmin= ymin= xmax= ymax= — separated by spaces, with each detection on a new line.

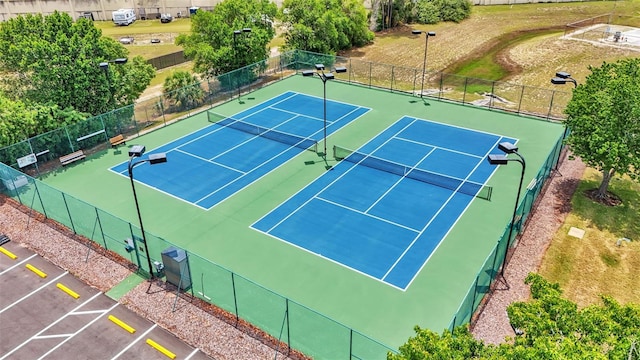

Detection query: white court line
xmin=0 ymin=271 xmax=68 ymax=314
xmin=381 ymin=137 xmax=503 ymax=282
xmin=37 ymin=302 xmax=119 ymax=360
xmin=364 ymin=147 xmax=437 ymax=213
xmin=110 ymin=323 xmax=158 ymax=360
xmin=257 ymin=118 xmax=419 ymax=233
xmin=0 ymin=253 xmax=37 ymax=276
xmin=174 ymin=148 xmax=245 ymax=174
xmin=0 ymin=291 xmax=102 ymax=360
xmin=33 ymin=334 xmax=74 ymax=339
xmin=251 ymin=119 xmax=415 ymax=232
xmin=315 ymin=196 xmax=420 ymax=233
xmin=194 ymin=107 xmax=367 ymax=208
xmin=395 ymin=136 xmax=485 ymax=159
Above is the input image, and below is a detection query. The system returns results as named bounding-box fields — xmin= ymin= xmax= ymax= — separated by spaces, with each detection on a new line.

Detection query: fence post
xmin=390 ymin=65 xmax=394 ymax=92
xmin=369 ymin=62 xmax=372 ymax=88
xmin=517 ymin=85 xmax=525 ymax=114
xmin=489 ymin=81 xmax=496 ymax=109
xmin=231 ymin=272 xmax=239 ymax=323
xmin=32 ymin=181 xmax=47 ymax=219
xmin=547 ymin=89 xmax=556 ymax=120
xmin=438 ymin=71 xmax=444 ymax=100
xmin=95 ymin=207 xmax=108 ymax=250
xmin=61 ymin=193 xmax=77 ymax=234
xmin=462 ymin=78 xmax=469 ymax=104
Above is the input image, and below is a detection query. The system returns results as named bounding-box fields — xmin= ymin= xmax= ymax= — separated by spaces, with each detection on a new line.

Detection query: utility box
xmin=161 ymin=246 xmax=191 ymax=290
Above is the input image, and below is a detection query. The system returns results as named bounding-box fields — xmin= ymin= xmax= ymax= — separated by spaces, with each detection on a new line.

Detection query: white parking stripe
xmin=0 ymin=253 xmax=37 ymax=276
xmin=37 ymin=302 xmax=119 ymax=359
xmin=110 ymin=324 xmax=158 ymax=360
xmin=0 ymin=291 xmax=102 ymax=360
xmin=0 ymin=271 xmax=68 ymax=314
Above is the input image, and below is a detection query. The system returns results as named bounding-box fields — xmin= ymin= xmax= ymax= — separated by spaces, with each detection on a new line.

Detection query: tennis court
xmin=109 ymin=91 xmax=369 ymax=209
xmin=253 ymin=116 xmax=516 ymax=289
xmin=39 ymin=75 xmax=565 ymax=354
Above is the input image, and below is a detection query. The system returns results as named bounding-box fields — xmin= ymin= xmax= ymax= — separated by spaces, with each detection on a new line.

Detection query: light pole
xmin=550 ymin=71 xmax=578 ymax=174
xmin=232 ymin=28 xmax=252 ymax=103
xmin=411 ymin=30 xmax=436 ymax=98
xmin=302 ymin=64 xmax=347 ymax=158
xmin=487 ymin=142 xmax=526 ymax=281
xmin=127 ymin=145 xmax=167 ymax=279
xmin=99 ymin=58 xmax=128 ymax=109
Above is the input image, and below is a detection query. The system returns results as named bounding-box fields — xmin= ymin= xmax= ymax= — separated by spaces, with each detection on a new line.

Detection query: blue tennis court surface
xmin=110 ymin=92 xmax=369 ymax=209
xmin=252 ymin=116 xmax=517 ymax=290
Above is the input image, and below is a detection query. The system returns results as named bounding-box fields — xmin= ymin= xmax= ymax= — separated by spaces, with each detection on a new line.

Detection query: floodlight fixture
xmin=555 ymin=71 xmax=571 ymax=79
xmin=498 ymin=142 xmax=518 ymax=154
xmin=412 ymin=29 xmax=437 ymax=98
xmin=334 ymin=67 xmax=347 ymax=73
xmin=302 ymin=70 xmax=315 ymax=77
xmin=148 ymin=153 xmax=167 ymax=164
xmin=129 ymin=145 xmax=146 ymax=157
xmin=315 ymin=64 xmax=325 ymax=70
xmin=488 ymin=154 xmax=509 ymax=165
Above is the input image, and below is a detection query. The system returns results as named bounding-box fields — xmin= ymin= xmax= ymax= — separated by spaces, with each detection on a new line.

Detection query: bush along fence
xmin=0 ymin=50 xmax=570 ymax=359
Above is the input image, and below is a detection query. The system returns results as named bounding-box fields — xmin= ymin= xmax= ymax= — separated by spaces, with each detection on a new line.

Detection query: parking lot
xmin=0 ymin=241 xmax=213 ymax=360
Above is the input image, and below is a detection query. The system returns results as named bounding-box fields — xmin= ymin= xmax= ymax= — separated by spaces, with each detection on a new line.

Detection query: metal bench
xmin=109 ymin=134 xmax=126 ymax=148
xmin=59 ymin=150 xmax=86 ymax=166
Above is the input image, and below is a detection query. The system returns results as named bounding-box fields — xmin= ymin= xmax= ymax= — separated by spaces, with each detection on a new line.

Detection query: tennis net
xmin=207 ymin=111 xmax=318 ymax=152
xmin=333 ymin=145 xmax=492 ymax=200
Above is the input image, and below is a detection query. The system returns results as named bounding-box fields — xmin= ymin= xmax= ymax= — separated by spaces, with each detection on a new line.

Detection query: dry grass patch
xmin=539 ymin=167 xmax=640 ymax=308
xmin=343 ymin=2 xmax=640 ymax=87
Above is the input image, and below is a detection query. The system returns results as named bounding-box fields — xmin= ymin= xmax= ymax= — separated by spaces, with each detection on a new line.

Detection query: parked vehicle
xmin=160 ymin=13 xmax=173 ymax=23
xmin=112 ymin=9 xmax=136 ymax=26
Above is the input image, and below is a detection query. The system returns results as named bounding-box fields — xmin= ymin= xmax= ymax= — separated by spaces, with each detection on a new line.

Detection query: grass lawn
xmin=342 ymin=1 xmax=640 ymax=87
xmin=538 ymin=167 xmax=640 ymax=307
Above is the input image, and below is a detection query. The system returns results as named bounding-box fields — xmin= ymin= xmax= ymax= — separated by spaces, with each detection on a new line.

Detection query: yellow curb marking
xmin=108 ymin=315 xmax=136 ymax=334
xmin=25 ymin=263 xmax=47 ymax=278
xmin=56 ymin=283 xmax=80 ymax=299
xmin=0 ymin=247 xmax=17 ymax=260
xmin=146 ymin=339 xmax=176 ymax=359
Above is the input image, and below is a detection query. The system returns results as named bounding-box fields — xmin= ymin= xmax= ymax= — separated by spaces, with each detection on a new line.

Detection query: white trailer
xmin=112 ymin=9 xmax=136 ymax=26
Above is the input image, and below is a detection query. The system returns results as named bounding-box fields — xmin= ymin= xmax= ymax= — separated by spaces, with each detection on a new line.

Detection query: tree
xmin=0 ymin=11 xmax=155 ymax=116
xmin=564 ymin=58 xmax=640 ymax=201
xmin=163 ymin=71 xmax=205 ymax=111
xmin=389 ymin=274 xmax=640 ymax=359
xmin=280 ymin=0 xmax=373 ymax=54
xmin=176 ymin=0 xmax=277 ymax=78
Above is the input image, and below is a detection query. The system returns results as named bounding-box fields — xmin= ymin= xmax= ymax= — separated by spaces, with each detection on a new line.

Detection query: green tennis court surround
xmin=1 ymin=52 xmax=566 ymax=359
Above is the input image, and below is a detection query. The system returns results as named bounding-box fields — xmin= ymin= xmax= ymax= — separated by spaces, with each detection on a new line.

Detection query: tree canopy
xmin=176 ymin=0 xmax=277 ymax=78
xmin=163 ymin=71 xmax=205 ymax=111
xmin=279 ymin=0 xmax=373 ymax=54
xmin=0 ymin=11 xmax=155 ymax=116
xmin=389 ymin=273 xmax=640 ymax=359
xmin=564 ymin=58 xmax=640 ymax=200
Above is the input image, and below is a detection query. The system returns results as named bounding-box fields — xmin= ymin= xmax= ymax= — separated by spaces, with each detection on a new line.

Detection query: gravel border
xmin=0 ymin=196 xmax=308 ymax=360
xmin=0 ymin=152 xmax=586 ymax=354
xmin=470 ymin=152 xmax=586 ymax=344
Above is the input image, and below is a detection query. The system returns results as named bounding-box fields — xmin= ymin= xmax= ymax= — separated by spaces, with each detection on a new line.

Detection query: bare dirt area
xmin=471 ymin=153 xmax=586 ymax=344
xmin=0 ymin=197 xmax=308 ymax=360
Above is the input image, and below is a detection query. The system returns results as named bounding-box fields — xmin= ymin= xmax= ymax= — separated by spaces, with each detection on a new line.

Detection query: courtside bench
xmin=109 ymin=134 xmax=126 ymax=148
xmin=59 ymin=150 xmax=86 ymax=166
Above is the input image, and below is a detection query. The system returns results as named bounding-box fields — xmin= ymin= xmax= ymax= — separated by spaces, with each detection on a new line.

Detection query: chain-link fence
xmin=1 ymin=49 xmax=571 ymax=359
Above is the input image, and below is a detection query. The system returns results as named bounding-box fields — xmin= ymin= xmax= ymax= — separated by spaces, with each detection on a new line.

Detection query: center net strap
xmin=333 ymin=145 xmax=492 ymax=200
xmin=207 ymin=111 xmax=317 ymax=152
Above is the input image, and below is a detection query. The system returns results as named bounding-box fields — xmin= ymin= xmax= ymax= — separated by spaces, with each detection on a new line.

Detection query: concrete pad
xmin=568 ymin=227 xmax=585 ymax=239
